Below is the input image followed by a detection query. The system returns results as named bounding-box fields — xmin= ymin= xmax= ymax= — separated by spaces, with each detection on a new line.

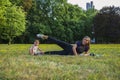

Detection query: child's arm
xmin=38 ymin=48 xmax=42 ymax=51
xmin=29 ymin=47 xmax=34 ymax=55
xmin=38 ymin=48 xmax=44 ymax=54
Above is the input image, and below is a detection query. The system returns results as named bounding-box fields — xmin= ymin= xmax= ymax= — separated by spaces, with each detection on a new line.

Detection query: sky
xmin=67 ymin=0 xmax=120 ymax=10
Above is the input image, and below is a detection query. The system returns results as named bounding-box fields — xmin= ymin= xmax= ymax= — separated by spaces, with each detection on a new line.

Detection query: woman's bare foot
xmin=42 ymin=35 xmax=48 ymax=39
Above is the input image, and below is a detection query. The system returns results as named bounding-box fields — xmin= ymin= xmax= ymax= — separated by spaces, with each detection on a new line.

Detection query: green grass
xmin=0 ymin=44 xmax=120 ymax=80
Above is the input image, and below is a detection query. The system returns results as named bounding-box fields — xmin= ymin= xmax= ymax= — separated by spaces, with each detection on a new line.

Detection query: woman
xmin=37 ymin=34 xmax=91 ymax=56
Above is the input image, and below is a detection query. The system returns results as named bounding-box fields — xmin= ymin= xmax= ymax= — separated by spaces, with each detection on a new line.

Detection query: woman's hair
xmin=83 ymin=36 xmax=91 ymax=47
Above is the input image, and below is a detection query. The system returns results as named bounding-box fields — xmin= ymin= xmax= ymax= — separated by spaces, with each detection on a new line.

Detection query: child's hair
xmin=34 ymin=40 xmax=40 ymax=44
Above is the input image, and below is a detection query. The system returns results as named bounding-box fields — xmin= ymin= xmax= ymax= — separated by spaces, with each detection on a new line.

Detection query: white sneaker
xmin=36 ymin=34 xmax=44 ymax=38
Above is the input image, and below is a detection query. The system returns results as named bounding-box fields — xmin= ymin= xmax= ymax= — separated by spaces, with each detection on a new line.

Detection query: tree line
xmin=0 ymin=0 xmax=120 ymax=44
xmin=94 ymin=6 xmax=120 ymax=43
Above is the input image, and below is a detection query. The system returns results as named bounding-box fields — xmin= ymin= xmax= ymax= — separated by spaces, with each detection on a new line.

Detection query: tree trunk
xmin=8 ymin=38 xmax=12 ymax=45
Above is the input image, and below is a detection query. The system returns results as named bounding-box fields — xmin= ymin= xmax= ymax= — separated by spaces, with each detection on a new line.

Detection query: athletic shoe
xmin=36 ymin=34 xmax=44 ymax=38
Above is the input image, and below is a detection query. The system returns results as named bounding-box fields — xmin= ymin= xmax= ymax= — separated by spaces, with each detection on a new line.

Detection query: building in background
xmin=86 ymin=1 xmax=95 ymax=10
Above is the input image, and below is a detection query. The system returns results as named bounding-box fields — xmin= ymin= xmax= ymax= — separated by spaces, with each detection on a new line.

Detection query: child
xmin=29 ymin=40 xmax=44 ymax=55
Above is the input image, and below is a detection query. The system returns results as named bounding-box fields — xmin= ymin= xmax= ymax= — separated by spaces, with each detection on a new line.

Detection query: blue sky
xmin=68 ymin=0 xmax=120 ymax=10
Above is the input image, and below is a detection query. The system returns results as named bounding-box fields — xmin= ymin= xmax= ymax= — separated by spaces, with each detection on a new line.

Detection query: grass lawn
xmin=0 ymin=44 xmax=120 ymax=80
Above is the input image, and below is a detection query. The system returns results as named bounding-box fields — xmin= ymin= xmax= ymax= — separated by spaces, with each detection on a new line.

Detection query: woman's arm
xmin=72 ymin=44 xmax=78 ymax=56
xmin=84 ymin=46 xmax=90 ymax=56
xmin=84 ymin=51 xmax=89 ymax=54
xmin=84 ymin=51 xmax=90 ymax=56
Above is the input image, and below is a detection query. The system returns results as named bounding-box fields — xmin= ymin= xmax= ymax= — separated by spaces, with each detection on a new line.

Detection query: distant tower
xmin=90 ymin=1 xmax=93 ymax=8
xmin=86 ymin=1 xmax=94 ymax=10
xmin=86 ymin=3 xmax=91 ymax=10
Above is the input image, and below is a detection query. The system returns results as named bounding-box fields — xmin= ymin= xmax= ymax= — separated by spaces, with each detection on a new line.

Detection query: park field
xmin=0 ymin=44 xmax=120 ymax=80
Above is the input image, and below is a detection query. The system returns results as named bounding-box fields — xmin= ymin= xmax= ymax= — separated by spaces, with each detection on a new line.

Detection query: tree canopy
xmin=94 ymin=6 xmax=120 ymax=43
xmin=0 ymin=0 xmax=26 ymax=44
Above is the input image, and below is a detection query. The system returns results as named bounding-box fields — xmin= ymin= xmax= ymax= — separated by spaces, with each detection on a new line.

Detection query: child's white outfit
xmin=30 ymin=45 xmax=42 ymax=55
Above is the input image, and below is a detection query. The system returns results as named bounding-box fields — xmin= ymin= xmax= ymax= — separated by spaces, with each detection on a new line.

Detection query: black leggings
xmin=45 ymin=37 xmax=73 ymax=55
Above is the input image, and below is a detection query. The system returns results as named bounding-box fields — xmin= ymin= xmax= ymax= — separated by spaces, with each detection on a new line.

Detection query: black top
xmin=75 ymin=41 xmax=89 ymax=54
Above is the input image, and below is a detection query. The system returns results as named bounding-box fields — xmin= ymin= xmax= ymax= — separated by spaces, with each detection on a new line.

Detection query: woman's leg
xmin=45 ymin=50 xmax=68 ymax=55
xmin=42 ymin=35 xmax=73 ymax=55
xmin=47 ymin=36 xmax=72 ymax=50
xmin=44 ymin=50 xmax=73 ymax=55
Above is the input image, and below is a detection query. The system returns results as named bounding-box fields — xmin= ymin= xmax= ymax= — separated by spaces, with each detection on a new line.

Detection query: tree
xmin=94 ymin=6 xmax=120 ymax=43
xmin=0 ymin=0 xmax=26 ymax=44
xmin=9 ymin=0 xmax=32 ymax=12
